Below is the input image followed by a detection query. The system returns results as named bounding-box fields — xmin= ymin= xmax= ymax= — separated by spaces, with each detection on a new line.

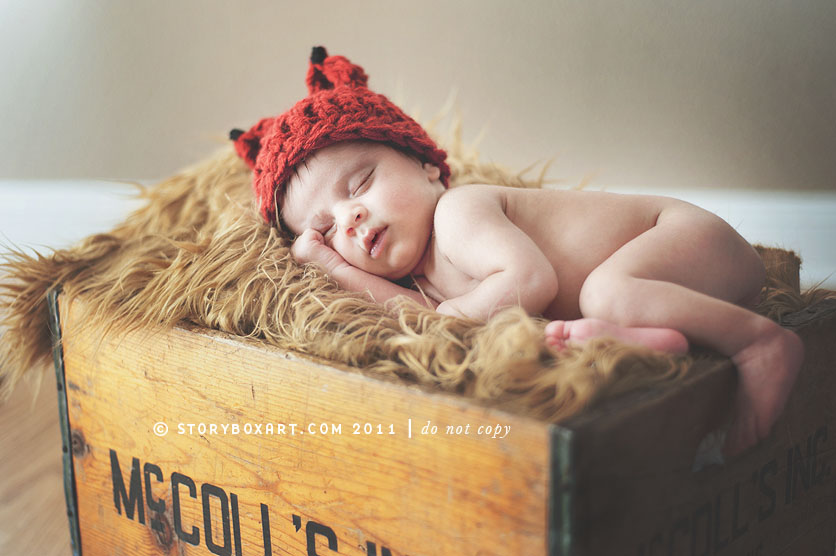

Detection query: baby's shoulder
xmin=436 ymin=183 xmax=506 ymax=212
xmin=441 ymin=183 xmax=508 ymax=197
xmin=433 ymin=184 xmax=509 ymax=242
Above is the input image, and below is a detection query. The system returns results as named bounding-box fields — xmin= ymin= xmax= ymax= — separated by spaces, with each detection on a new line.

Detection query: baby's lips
xmin=362 ymin=226 xmax=384 ymax=254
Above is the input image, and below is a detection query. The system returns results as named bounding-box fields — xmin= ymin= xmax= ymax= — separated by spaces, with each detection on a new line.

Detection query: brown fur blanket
xmin=0 ymin=123 xmax=829 ymax=422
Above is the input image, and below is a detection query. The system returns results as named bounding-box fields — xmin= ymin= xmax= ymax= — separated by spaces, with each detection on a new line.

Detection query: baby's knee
xmin=726 ymin=232 xmax=766 ymax=299
xmin=696 ymin=213 xmax=766 ymax=297
xmin=746 ymin=244 xmax=767 ymax=282
xmin=578 ymin=270 xmax=632 ymax=323
xmin=743 ymin=249 xmax=767 ymax=298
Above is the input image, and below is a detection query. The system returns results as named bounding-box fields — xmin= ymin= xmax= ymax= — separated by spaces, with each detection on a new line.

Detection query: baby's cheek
xmin=386 ymin=190 xmax=415 ymax=210
xmin=332 ymin=239 xmax=362 ymax=267
xmin=331 ymin=238 xmax=350 ymax=257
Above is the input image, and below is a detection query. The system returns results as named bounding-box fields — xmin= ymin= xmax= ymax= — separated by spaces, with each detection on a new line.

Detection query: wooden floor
xmin=0 ymin=373 xmax=71 ymax=555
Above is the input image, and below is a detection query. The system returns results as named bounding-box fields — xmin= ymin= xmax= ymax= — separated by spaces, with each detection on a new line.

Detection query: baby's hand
xmin=291 ymin=229 xmax=348 ymax=274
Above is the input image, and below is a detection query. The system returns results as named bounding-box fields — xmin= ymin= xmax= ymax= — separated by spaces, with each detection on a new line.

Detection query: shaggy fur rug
xmin=0 ymin=122 xmax=830 ymax=422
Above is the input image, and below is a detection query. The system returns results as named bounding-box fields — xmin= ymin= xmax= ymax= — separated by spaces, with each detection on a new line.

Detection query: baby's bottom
xmin=544 ymin=202 xmax=804 ymax=456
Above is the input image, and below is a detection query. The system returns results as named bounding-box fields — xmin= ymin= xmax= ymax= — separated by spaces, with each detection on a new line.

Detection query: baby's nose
xmin=343 ymin=206 xmax=367 ymax=236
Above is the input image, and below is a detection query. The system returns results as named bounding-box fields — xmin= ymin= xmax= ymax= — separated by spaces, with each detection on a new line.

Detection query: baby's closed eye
xmin=350 ymin=168 xmax=374 ymax=196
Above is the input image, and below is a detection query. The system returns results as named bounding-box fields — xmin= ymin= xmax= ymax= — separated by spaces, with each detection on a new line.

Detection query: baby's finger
xmin=297 ymin=228 xmax=324 ymax=244
xmin=291 ymin=229 xmax=324 ymax=263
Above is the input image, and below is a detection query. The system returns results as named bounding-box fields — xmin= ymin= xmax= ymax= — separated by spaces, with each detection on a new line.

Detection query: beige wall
xmin=1 ymin=0 xmax=834 ymax=191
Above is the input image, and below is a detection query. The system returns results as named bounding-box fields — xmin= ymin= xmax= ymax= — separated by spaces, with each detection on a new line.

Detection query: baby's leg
xmin=552 ymin=202 xmax=803 ymax=455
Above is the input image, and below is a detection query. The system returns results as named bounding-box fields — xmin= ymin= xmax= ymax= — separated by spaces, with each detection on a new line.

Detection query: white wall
xmin=1 ymin=0 xmax=835 ymax=192
xmin=1 ymin=2 xmax=833 ymax=286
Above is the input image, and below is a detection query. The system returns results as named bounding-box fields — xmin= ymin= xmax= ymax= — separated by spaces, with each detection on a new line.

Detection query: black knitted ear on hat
xmin=306 ymin=45 xmax=368 ymax=94
xmin=229 ymin=118 xmax=272 ymax=170
xmin=310 ymin=46 xmax=327 ymax=65
xmin=307 ymin=46 xmax=334 ymax=93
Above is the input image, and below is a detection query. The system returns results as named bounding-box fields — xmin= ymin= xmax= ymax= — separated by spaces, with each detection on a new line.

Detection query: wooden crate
xmin=50 ymin=291 xmax=836 ymax=556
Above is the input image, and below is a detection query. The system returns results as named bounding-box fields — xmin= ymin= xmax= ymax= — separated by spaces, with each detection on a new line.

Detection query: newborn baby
xmin=232 ymin=47 xmax=803 ymax=457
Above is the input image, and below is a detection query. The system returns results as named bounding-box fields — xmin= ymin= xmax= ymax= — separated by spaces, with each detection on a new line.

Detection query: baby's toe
xmin=545 ymin=320 xmax=567 ymax=339
xmin=545 ymin=321 xmax=569 ymax=351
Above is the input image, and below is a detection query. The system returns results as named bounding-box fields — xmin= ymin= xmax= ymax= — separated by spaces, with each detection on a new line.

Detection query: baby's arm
xmin=291 ymin=229 xmax=437 ymax=309
xmin=432 ymin=186 xmax=558 ymax=320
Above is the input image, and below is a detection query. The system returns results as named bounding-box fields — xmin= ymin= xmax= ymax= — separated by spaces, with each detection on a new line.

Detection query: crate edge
xmin=549 ymin=425 xmax=575 ymax=556
xmin=48 ymin=288 xmax=82 ymax=556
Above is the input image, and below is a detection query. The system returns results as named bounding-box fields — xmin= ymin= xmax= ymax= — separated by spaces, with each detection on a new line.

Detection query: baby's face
xmin=281 ymin=141 xmax=445 ymax=280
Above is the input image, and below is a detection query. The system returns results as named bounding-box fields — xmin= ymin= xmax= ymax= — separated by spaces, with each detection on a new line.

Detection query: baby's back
xmin=446 ymin=185 xmax=680 ymax=319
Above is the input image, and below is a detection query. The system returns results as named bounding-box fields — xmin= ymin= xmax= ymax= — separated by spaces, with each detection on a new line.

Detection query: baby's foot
xmin=544 ymin=318 xmax=689 ymax=354
xmin=724 ymin=325 xmax=804 ymax=456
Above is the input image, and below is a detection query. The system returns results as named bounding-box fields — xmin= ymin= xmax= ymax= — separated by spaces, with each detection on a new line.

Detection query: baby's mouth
xmin=366 ymin=227 xmax=387 ymax=259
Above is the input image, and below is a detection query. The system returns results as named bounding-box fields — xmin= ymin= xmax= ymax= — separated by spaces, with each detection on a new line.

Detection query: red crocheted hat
xmin=230 ymin=46 xmax=451 ymax=224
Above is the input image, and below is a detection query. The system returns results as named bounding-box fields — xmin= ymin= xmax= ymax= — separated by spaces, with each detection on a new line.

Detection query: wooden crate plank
xmin=57 ymin=295 xmax=551 ymax=556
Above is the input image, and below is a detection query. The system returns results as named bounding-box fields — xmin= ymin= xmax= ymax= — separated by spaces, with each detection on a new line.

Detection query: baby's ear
xmin=423 ymin=162 xmax=441 ymax=182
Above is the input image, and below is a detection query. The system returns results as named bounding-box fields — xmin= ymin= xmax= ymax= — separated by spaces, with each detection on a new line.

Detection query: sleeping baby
xmin=231 ymin=47 xmax=803 ymax=457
